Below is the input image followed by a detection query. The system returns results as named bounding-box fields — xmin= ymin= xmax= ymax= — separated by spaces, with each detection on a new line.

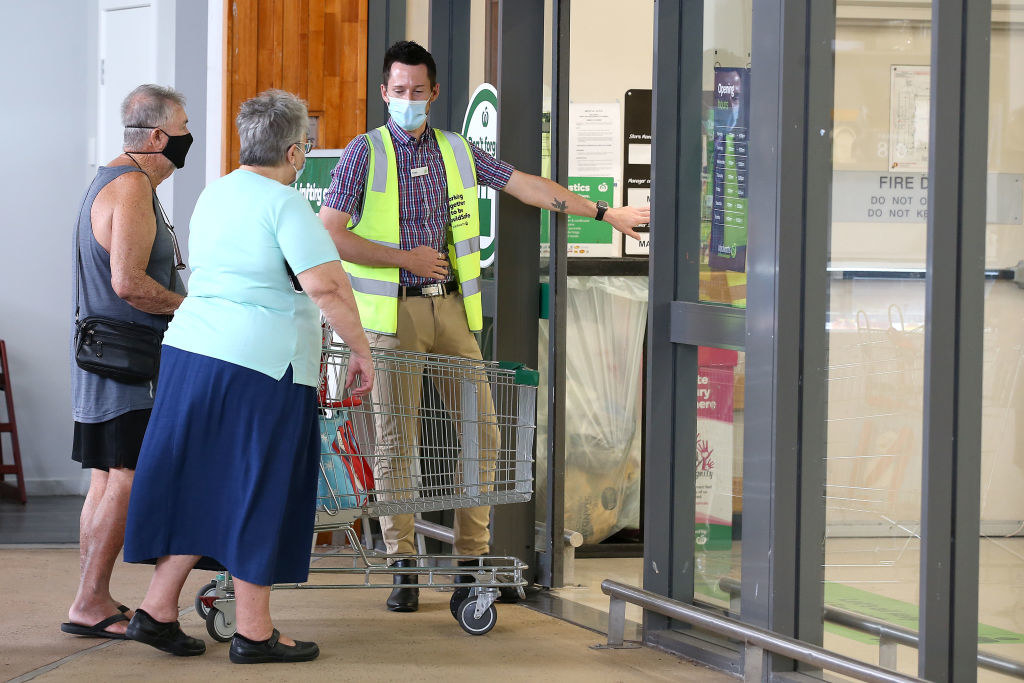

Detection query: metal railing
xmin=601 ymin=579 xmax=924 ymax=683
xmin=716 ymin=576 xmax=1024 ymax=680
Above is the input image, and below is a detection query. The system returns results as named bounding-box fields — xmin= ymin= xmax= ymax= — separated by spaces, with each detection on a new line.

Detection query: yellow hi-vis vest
xmin=342 ymin=125 xmax=483 ymax=335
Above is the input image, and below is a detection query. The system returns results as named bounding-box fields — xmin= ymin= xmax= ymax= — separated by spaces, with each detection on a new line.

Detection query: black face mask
xmin=125 ymin=127 xmax=193 ymax=169
xmin=159 ymin=130 xmax=193 ymax=169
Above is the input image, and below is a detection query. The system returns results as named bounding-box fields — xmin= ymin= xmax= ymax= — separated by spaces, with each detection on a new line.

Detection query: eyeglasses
xmin=294 ymin=140 xmax=314 ymax=155
xmin=153 ymin=193 xmax=186 ymax=271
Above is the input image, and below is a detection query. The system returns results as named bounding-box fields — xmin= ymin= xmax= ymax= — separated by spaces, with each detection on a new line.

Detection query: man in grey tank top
xmin=62 ymin=85 xmax=190 ymax=641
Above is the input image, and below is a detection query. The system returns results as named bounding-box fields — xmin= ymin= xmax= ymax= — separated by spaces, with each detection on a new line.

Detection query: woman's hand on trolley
xmin=345 ymin=350 xmax=374 ymax=396
xmin=298 ymin=261 xmax=375 ymax=396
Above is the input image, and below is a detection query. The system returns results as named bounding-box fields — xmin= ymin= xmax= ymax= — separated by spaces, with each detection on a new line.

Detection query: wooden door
xmin=223 ymin=0 xmax=368 ymax=173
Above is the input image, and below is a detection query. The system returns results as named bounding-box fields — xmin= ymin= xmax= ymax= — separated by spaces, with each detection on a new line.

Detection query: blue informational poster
xmin=709 ymin=67 xmax=751 ymax=273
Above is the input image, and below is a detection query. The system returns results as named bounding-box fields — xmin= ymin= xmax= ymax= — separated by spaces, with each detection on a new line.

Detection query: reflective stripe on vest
xmin=342 ymin=126 xmax=401 ymax=335
xmin=343 ymin=125 xmax=482 ymax=334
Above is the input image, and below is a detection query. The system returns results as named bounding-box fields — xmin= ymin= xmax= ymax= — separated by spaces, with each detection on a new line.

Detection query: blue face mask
xmin=388 ymin=97 xmax=429 ymax=131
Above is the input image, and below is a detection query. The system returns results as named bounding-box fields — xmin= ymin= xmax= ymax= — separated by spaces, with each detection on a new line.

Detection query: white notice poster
xmin=567 ymin=102 xmax=622 ymax=257
xmin=889 ymin=65 xmax=931 ymax=172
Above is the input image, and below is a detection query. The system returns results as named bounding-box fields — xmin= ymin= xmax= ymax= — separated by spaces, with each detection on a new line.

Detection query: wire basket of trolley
xmin=195 ymin=336 xmax=538 ymax=639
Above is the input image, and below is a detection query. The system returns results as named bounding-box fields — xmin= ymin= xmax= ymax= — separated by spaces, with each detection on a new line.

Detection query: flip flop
xmin=118 ymin=604 xmax=130 ymax=614
xmin=60 ymin=613 xmax=129 ymax=639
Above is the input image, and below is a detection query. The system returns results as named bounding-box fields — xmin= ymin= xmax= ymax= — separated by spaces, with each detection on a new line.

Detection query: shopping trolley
xmin=195 ymin=341 xmax=538 ymax=639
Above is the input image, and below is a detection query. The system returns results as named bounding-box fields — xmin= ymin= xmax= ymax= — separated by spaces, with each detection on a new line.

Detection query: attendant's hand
xmin=605 ymin=206 xmax=651 ymax=241
xmin=346 ymin=351 xmax=374 ymax=396
xmin=402 ymin=245 xmax=449 ymax=280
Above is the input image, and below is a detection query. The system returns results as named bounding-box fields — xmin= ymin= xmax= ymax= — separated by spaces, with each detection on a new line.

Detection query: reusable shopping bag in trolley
xmin=318 ymin=397 xmax=375 ymax=510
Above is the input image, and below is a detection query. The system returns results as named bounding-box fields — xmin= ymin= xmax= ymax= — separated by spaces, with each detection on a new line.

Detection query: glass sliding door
xmin=977 ymin=2 xmax=1024 ymax=679
xmin=822 ymin=2 xmax=931 ymax=676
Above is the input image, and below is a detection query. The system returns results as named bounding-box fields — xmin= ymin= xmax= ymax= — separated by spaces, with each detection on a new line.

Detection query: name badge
xmin=410 ymin=166 xmax=429 ymax=178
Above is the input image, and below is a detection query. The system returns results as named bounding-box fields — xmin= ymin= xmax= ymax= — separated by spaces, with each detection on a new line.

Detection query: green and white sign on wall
xmin=293 ymin=150 xmax=343 ymax=214
xmin=540 ymin=176 xmax=615 ymax=255
xmin=462 ymin=83 xmax=498 ymax=268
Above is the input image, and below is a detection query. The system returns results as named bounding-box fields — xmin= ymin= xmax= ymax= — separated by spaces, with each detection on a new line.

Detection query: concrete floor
xmin=0 ymin=547 xmax=731 ymax=682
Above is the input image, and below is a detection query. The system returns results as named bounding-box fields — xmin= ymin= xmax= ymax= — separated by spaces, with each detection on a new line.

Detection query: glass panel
xmin=699 ymin=2 xmax=752 ymax=308
xmin=683 ymin=0 xmax=753 ymax=618
xmin=539 ymin=0 xmax=654 ymax=628
xmin=823 ymin=3 xmax=931 ymax=676
xmin=978 ymin=2 xmax=1024 ymax=679
xmin=694 ymin=347 xmax=745 ymax=613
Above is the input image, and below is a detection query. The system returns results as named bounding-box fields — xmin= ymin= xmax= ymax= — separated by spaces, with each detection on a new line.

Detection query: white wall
xmin=0 ymin=1 xmax=93 ymax=495
xmin=0 ymin=0 xmax=212 ymax=496
xmin=406 ymin=0 xmax=429 ymax=47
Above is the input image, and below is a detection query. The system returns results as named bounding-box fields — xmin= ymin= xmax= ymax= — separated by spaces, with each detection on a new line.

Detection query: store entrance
xmin=526 ymin=0 xmax=752 ymax=637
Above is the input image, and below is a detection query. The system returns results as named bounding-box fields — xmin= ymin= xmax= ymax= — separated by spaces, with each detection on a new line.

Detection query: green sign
xmin=462 ymin=84 xmax=499 ymax=268
xmin=540 ymin=176 xmax=615 ymax=247
xmin=293 ymin=152 xmax=342 ymax=214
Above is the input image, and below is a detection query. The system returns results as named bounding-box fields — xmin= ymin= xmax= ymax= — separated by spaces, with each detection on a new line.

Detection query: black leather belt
xmin=400 ymin=281 xmax=459 ymax=298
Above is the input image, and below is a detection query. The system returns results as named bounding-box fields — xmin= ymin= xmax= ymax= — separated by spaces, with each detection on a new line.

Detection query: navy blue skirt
xmin=124 ymin=346 xmax=319 ymax=586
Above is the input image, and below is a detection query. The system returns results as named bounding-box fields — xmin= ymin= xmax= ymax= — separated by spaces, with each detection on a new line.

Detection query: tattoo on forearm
xmin=551 ymin=198 xmax=568 ymax=212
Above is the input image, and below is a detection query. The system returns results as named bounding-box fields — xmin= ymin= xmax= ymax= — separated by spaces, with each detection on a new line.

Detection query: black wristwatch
xmin=595 ymin=200 xmax=609 ymax=222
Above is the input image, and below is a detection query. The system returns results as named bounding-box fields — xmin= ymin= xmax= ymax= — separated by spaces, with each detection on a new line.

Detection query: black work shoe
xmin=125 ymin=608 xmax=206 ymax=657
xmin=455 ymin=558 xmax=481 ymax=585
xmin=229 ymin=629 xmax=319 ymax=664
xmin=386 ymin=559 xmax=419 ymax=612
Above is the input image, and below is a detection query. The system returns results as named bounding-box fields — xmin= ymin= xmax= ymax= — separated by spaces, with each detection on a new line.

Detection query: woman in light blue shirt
xmin=122 ymin=90 xmax=373 ymax=665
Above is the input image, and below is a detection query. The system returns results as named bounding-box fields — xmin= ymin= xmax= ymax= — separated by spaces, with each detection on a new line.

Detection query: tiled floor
xmin=0 ymin=496 xmax=83 ymax=545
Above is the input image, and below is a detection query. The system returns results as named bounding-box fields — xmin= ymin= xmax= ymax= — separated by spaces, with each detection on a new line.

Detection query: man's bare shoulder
xmin=101 ymin=168 xmax=150 ymax=198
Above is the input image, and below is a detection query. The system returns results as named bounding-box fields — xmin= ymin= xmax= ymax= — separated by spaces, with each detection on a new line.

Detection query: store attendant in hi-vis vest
xmin=319 ymin=41 xmax=648 ymax=613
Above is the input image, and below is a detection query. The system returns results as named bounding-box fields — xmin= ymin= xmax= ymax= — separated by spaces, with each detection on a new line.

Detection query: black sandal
xmin=60 ymin=613 xmax=129 ymax=639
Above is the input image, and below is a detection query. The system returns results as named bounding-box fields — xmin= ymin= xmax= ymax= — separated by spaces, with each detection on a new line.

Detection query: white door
xmin=98 ymin=3 xmax=156 ymax=165
xmin=96 ymin=2 xmax=177 ymax=215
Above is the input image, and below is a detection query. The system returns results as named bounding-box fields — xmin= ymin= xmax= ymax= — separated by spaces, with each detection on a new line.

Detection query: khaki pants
xmin=368 ymin=293 xmax=499 ymax=557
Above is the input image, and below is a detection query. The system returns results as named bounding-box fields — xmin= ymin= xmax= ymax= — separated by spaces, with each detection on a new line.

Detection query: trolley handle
xmin=322 ymin=396 xmax=363 ymax=409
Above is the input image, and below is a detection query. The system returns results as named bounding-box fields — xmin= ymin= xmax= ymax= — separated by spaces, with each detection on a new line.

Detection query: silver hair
xmin=236 ymin=90 xmax=308 ymax=167
xmin=121 ymin=84 xmax=186 ymax=149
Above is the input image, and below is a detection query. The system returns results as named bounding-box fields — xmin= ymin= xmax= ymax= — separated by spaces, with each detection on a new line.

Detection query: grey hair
xmin=236 ymin=90 xmax=308 ymax=167
xmin=121 ymin=84 xmax=186 ymax=149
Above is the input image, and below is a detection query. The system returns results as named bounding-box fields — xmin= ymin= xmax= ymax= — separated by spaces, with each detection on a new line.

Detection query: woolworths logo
xmin=462 ymin=83 xmax=499 ymax=268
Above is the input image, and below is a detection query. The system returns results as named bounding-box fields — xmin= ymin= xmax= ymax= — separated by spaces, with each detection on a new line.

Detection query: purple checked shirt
xmin=323 ymin=118 xmax=514 ymax=287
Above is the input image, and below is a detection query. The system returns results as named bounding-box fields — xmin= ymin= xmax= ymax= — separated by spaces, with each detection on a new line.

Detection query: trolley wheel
xmin=498 ymin=587 xmax=520 ymax=604
xmin=450 ymin=587 xmax=471 ymax=619
xmin=205 ymin=607 xmax=235 ymax=643
xmin=194 ymin=581 xmax=218 ymax=621
xmin=456 ymin=597 xmax=497 ymax=636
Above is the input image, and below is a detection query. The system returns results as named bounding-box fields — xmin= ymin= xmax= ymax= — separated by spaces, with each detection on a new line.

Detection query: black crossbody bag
xmin=74 ymin=185 xmax=175 ymax=385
